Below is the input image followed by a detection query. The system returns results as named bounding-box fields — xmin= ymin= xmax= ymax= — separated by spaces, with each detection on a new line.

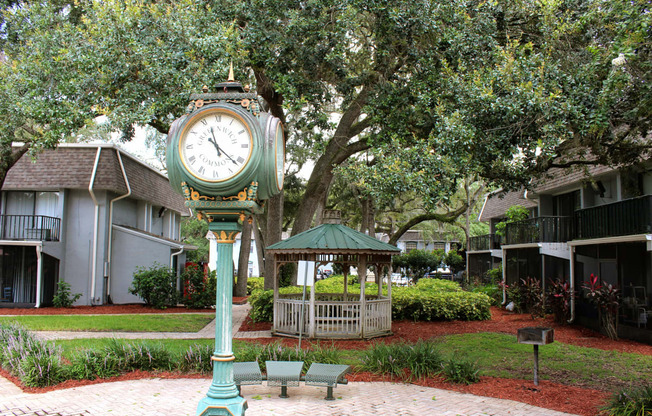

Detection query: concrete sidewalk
xmin=1 ymin=304 xmax=581 ymax=416
xmin=33 ymin=304 xmax=272 ymax=341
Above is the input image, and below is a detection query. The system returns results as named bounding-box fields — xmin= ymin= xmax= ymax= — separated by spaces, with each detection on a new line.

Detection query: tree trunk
xmin=235 ymin=218 xmax=252 ymax=297
xmin=263 ymin=192 xmax=283 ymax=290
xmin=359 ymin=196 xmax=376 ymax=236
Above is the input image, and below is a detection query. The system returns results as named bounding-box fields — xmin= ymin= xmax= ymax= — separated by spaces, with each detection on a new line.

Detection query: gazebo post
xmin=273 ymin=260 xmax=279 ymax=334
xmin=343 ymin=267 xmax=348 ymax=299
xmin=309 ymin=259 xmax=316 ymax=338
xmin=376 ymin=265 xmax=382 ymax=298
xmin=359 ymin=255 xmax=367 ymax=338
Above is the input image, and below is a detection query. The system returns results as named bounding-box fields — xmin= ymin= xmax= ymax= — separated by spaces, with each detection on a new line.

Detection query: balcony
xmin=505 ymin=216 xmax=574 ymax=245
xmin=0 ymin=215 xmax=61 ymax=241
xmin=574 ymin=195 xmax=652 ymax=240
xmin=469 ymin=234 xmax=502 ymax=251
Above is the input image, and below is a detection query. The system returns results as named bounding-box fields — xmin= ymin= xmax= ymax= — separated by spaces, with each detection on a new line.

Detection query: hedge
xmin=248 ymin=276 xmax=491 ymax=322
xmin=391 ymin=288 xmax=491 ymax=321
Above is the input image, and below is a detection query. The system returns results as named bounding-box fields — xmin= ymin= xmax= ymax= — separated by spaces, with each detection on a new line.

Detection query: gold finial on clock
xmin=228 ymin=62 xmax=235 ymax=82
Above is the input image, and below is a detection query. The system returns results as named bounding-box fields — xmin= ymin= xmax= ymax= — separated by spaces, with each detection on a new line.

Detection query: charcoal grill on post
xmin=517 ymin=327 xmax=554 ymax=386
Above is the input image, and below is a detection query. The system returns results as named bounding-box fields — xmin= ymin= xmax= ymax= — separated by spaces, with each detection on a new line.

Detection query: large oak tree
xmin=1 ymin=0 xmax=649 ymax=289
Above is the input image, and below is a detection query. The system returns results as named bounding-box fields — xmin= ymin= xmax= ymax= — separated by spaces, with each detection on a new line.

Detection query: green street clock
xmin=166 ymin=74 xmax=285 ymax=416
xmin=167 ymin=78 xmax=285 ymax=208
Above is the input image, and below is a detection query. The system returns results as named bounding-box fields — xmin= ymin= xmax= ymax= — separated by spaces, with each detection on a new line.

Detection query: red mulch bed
xmin=3 ymin=304 xmax=650 ymax=415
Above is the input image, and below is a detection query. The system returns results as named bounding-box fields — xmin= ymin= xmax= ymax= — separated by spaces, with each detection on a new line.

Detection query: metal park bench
xmin=305 ymin=363 xmax=350 ymax=400
xmin=233 ymin=361 xmax=263 ymax=395
xmin=232 ymin=361 xmax=350 ymax=400
xmin=266 ymin=360 xmax=304 ymax=398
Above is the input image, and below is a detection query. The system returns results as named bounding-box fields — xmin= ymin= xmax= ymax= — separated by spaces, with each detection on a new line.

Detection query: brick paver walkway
xmin=0 ymin=304 xmax=580 ymax=415
xmin=0 ymin=377 xmax=578 ymax=416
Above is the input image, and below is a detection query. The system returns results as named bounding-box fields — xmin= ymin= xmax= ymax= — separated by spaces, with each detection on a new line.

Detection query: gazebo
xmin=265 ymin=211 xmax=401 ymax=339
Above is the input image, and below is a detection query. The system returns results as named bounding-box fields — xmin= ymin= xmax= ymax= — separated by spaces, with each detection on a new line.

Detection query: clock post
xmin=166 ymin=72 xmax=285 ymax=416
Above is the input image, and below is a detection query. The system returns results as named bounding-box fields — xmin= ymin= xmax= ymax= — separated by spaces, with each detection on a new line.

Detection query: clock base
xmin=196 ymin=395 xmax=247 ymax=416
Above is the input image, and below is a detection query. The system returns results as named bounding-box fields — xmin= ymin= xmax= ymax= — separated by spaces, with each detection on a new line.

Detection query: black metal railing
xmin=574 ymin=195 xmax=652 ymax=240
xmin=469 ymin=234 xmax=502 ymax=251
xmin=0 ymin=215 xmax=61 ymax=241
xmin=505 ymin=216 xmax=574 ymax=245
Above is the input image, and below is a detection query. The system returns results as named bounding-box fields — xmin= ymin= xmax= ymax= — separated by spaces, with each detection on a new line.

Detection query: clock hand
xmin=208 ymin=128 xmax=222 ymax=156
xmin=209 ymin=127 xmax=238 ymax=165
xmin=215 ymin=143 xmax=239 ymax=165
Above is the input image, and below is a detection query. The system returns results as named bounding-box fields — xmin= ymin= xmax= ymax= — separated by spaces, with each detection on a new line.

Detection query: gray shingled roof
xmin=478 ymin=189 xmax=537 ymax=221
xmin=3 ymin=144 xmax=188 ymax=215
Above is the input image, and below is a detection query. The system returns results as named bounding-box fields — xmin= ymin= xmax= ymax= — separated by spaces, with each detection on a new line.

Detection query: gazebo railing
xmin=364 ymin=298 xmax=391 ymax=338
xmin=274 ymin=294 xmax=391 ymax=339
xmin=278 ymin=293 xmax=382 ymax=302
xmin=274 ymin=297 xmax=308 ymax=335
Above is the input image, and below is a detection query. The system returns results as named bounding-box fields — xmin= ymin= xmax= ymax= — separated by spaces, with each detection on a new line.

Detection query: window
xmin=5 ymin=191 xmax=59 ymax=217
xmin=406 ymin=242 xmax=417 ymax=253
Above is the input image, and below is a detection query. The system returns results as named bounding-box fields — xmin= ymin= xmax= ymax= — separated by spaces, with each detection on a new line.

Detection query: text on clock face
xmin=181 ymin=112 xmax=252 ymax=180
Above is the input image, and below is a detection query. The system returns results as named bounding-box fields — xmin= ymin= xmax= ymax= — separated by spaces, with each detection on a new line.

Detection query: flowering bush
xmin=582 ymin=274 xmax=620 ymax=340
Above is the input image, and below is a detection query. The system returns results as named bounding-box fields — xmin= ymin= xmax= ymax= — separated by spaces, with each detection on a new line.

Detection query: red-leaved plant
xmin=547 ymin=278 xmax=574 ymax=324
xmin=582 ymin=273 xmax=620 ymax=340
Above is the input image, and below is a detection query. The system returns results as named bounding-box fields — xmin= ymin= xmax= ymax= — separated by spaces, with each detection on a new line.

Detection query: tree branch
xmin=388 ymin=203 xmax=469 ymax=246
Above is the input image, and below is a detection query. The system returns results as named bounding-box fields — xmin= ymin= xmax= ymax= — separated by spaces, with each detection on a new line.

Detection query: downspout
xmin=35 ymin=244 xmax=43 ymax=308
xmin=88 ymin=148 xmax=102 ymax=305
xmin=502 ymin=247 xmax=507 ymax=305
xmin=568 ymin=245 xmax=576 ymax=323
xmin=106 ymin=149 xmax=132 ymax=301
xmin=171 ymin=246 xmax=185 ymax=293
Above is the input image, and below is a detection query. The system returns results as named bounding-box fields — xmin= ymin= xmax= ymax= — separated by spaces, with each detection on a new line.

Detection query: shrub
xmin=495 ymin=205 xmax=530 ymax=237
xmin=583 ymin=273 xmax=621 ymax=340
xmin=0 ymin=323 xmax=64 ymax=387
xmin=548 ymin=278 xmax=573 ymax=324
xmin=416 ymin=278 xmax=462 ymax=292
xmin=248 ymin=286 xmax=302 ymax=322
xmin=67 ymin=349 xmax=121 ymax=380
xmin=442 ymin=357 xmax=480 ymax=384
xmin=178 ymin=344 xmax=213 ymax=374
xmin=471 ymin=284 xmax=502 ymax=306
xmin=392 ymin=288 xmax=491 ymax=321
xmin=129 ymin=264 xmax=179 ymax=309
xmin=248 ymin=289 xmax=275 ymax=323
xmin=486 ymin=265 xmax=503 ymax=284
xmin=181 ymin=264 xmax=216 ymax=309
xmin=361 ymin=340 xmax=443 ymax=380
xmin=19 ymin=348 xmax=65 ymax=387
xmin=520 ymin=277 xmax=545 ymax=318
xmin=103 ymin=339 xmax=173 ymax=372
xmin=247 ymin=277 xmax=264 ymax=294
xmin=504 ymin=281 xmax=524 ymax=313
xmin=361 ymin=342 xmax=408 ymax=378
xmin=601 ymin=384 xmax=652 ymax=416
xmin=52 ymin=281 xmax=82 ymax=308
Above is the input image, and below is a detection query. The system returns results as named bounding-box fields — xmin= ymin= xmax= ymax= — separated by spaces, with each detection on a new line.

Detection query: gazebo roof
xmin=266 ymin=223 xmax=400 ymax=255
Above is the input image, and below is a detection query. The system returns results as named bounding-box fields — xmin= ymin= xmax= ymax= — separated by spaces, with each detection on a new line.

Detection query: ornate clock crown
xmin=187 ymin=65 xmax=260 ymax=116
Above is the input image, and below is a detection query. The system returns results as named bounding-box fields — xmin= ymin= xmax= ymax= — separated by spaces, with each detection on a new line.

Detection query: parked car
xmin=391 ymin=273 xmax=410 ymax=286
xmin=423 ymin=268 xmax=453 ymax=280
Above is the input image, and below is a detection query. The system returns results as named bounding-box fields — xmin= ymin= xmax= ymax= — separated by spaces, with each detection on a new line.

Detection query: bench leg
xmin=280 ymin=385 xmax=289 ymax=399
xmin=325 ymin=386 xmax=335 ymax=401
xmin=236 ymin=385 xmax=242 ymax=397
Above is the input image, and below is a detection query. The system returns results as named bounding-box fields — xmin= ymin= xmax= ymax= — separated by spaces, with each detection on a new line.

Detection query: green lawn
xmin=50 ymin=332 xmax=651 ymax=393
xmin=436 ymin=333 xmax=651 ymax=391
xmin=0 ymin=314 xmax=214 ymax=332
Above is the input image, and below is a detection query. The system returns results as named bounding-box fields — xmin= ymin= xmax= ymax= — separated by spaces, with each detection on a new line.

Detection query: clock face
xmin=274 ymin=120 xmax=285 ymax=191
xmin=179 ymin=109 xmax=253 ymax=182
